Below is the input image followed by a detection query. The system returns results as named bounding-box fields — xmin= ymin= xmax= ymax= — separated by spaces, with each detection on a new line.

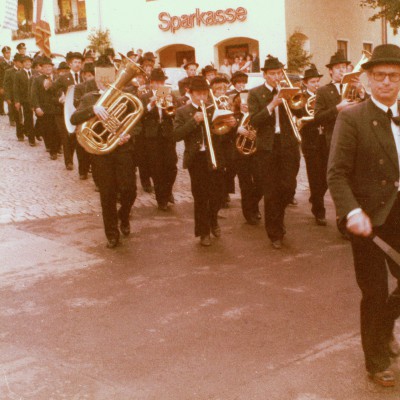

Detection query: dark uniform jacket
xmin=248 ymin=83 xmax=299 ymax=151
xmin=14 ymin=69 xmax=32 ymax=104
xmin=0 ymin=59 xmax=12 ymax=89
xmin=299 ymin=91 xmax=324 ymax=148
xmin=73 ymin=79 xmax=97 ymax=108
xmin=314 ymin=83 xmax=340 ymax=148
xmin=139 ymin=90 xmax=175 ymax=139
xmin=31 ymin=74 xmax=61 ymax=115
xmin=328 ymin=99 xmax=400 ymax=227
xmin=173 ymin=102 xmax=226 ymax=169
xmin=3 ymin=67 xmax=18 ymax=101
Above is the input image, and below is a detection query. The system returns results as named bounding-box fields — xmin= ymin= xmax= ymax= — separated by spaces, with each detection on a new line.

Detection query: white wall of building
xmin=0 ymin=0 xmax=287 ymax=67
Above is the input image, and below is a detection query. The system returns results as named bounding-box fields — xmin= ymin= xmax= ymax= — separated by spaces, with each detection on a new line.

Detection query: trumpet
xmin=155 ymin=86 xmax=176 ymax=116
xmin=200 ymin=100 xmax=217 ymax=169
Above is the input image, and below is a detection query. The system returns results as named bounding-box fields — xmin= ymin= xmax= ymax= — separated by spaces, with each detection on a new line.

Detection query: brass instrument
xmin=78 ymin=59 xmax=145 ymax=155
xmin=155 ymin=86 xmax=176 ymax=116
xmin=295 ymin=93 xmax=316 ymax=131
xmin=277 ymin=70 xmax=302 ymax=143
xmin=236 ymin=113 xmax=257 ymax=156
xmin=200 ymin=100 xmax=217 ymax=169
xmin=208 ymin=89 xmax=234 ymax=135
xmin=280 ymin=70 xmax=307 ymax=110
xmin=341 ymin=50 xmax=371 ymax=102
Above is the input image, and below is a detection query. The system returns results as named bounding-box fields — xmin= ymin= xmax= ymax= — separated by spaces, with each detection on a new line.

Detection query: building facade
xmin=0 ymin=0 xmax=399 ymax=75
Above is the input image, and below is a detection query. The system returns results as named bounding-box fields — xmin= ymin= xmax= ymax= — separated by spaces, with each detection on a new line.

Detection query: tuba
xmin=77 ymin=59 xmax=145 ymax=155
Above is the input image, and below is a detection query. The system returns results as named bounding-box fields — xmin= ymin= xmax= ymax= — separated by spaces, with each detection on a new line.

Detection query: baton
xmin=372 ymin=235 xmax=400 ymax=266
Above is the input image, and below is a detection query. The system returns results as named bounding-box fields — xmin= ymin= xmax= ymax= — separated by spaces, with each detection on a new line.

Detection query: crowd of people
xmin=2 ymin=40 xmax=400 ymax=388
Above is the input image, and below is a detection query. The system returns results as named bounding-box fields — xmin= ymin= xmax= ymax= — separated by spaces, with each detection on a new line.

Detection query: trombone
xmin=277 ymin=69 xmax=303 ymax=143
xmin=200 ymin=100 xmax=217 ymax=169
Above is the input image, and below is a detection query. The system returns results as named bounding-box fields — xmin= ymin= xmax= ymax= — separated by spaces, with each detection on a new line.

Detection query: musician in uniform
xmin=201 ymin=65 xmax=217 ymax=83
xmin=0 ymin=46 xmax=12 ymax=117
xmin=70 ymin=55 xmax=137 ymax=248
xmin=227 ymin=71 xmax=248 ymax=97
xmin=298 ymin=65 xmax=328 ymax=225
xmin=172 ymin=76 xmax=236 ymax=246
xmin=178 ymin=61 xmax=198 ymax=95
xmin=138 ymin=68 xmax=177 ymax=210
xmin=248 ymin=55 xmax=301 ymax=249
xmin=3 ymin=54 xmax=23 ymax=140
xmin=328 ymin=44 xmax=400 ymax=387
xmin=14 ymin=55 xmax=35 ymax=146
xmin=176 ymin=77 xmax=192 ymax=108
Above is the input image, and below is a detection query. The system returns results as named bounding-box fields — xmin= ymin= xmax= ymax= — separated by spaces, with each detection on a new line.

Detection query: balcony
xmin=55 ymin=13 xmax=87 ymax=35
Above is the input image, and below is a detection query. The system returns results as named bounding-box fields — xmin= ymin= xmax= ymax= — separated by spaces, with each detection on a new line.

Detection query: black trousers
xmin=134 ymin=133 xmax=152 ymax=189
xmin=236 ymin=154 xmax=263 ymax=221
xmin=76 ymin=141 xmax=91 ymax=176
xmin=188 ymin=152 xmax=224 ymax=237
xmin=257 ymin=136 xmax=300 ymax=241
xmin=302 ymin=134 xmax=328 ymax=219
xmin=21 ymin=102 xmax=34 ymax=142
xmin=145 ymin=136 xmax=177 ymax=205
xmin=9 ymin=102 xmax=23 ymax=138
xmin=350 ymin=196 xmax=400 ymax=374
xmin=92 ymin=151 xmax=136 ymax=241
xmin=41 ymin=114 xmax=61 ymax=156
xmin=55 ymin=114 xmax=76 ymax=166
xmin=0 ymin=91 xmax=5 ymax=114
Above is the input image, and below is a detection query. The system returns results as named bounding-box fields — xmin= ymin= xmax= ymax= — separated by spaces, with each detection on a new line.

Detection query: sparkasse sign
xmin=158 ymin=7 xmax=248 ymax=34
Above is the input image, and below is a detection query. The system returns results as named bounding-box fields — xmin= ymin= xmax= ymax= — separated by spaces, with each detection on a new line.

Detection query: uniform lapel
xmin=368 ymin=99 xmax=399 ymax=171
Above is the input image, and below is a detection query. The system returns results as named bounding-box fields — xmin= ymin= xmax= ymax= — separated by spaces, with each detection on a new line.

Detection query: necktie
xmin=75 ymin=73 xmax=79 ymax=84
xmin=271 ymin=88 xmax=277 ymax=96
xmin=387 ymin=108 xmax=400 ymax=126
xmin=27 ymin=70 xmax=31 ymax=79
xmin=339 ymin=83 xmax=343 ymax=95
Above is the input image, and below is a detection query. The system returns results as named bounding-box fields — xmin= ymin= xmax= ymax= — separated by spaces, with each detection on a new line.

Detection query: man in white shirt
xmin=328 ymin=44 xmax=400 ymax=388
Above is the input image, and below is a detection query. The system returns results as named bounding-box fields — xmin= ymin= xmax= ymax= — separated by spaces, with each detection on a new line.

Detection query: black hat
xmin=184 ymin=61 xmax=199 ymax=70
xmin=95 ymin=54 xmax=113 ymax=68
xmin=39 ymin=56 xmax=54 ymax=66
xmin=231 ymin=71 xmax=248 ymax=83
xmin=179 ymin=76 xmax=193 ymax=89
xmin=302 ymin=64 xmax=323 ymax=80
xmin=127 ymin=50 xmax=137 ymax=58
xmin=13 ymin=54 xmax=23 ymax=62
xmin=325 ymin=50 xmax=351 ymax=68
xmin=82 ymin=62 xmax=95 ymax=74
xmin=361 ymin=44 xmax=400 ymax=70
xmin=210 ymin=76 xmax=229 ymax=86
xmin=16 ymin=42 xmax=26 ymax=50
xmin=262 ymin=55 xmax=285 ymax=71
xmin=201 ymin=65 xmax=217 ymax=76
xmin=189 ymin=76 xmax=210 ymax=92
xmin=149 ymin=68 xmax=168 ymax=81
xmin=57 ymin=61 xmax=70 ymax=70
xmin=143 ymin=51 xmax=156 ymax=61
xmin=2 ymin=46 xmax=11 ymax=53
xmin=66 ymin=51 xmax=84 ymax=62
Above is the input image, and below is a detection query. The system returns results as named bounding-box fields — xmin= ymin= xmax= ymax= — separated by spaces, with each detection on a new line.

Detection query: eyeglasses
xmin=372 ymin=72 xmax=400 ymax=82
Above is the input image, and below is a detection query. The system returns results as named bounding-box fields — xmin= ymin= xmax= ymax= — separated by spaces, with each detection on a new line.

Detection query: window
xmin=337 ymin=40 xmax=348 ymax=59
xmin=12 ymin=0 xmax=34 ymax=40
xmin=54 ymin=0 xmax=87 ymax=34
xmin=363 ymin=42 xmax=373 ymax=53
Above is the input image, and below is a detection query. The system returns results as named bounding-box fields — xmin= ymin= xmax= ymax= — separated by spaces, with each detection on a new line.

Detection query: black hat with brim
xmin=39 ymin=56 xmax=54 ymax=66
xmin=210 ymin=76 xmax=229 ymax=86
xmin=184 ymin=61 xmax=199 ymax=70
xmin=202 ymin=65 xmax=217 ymax=76
xmin=150 ymin=68 xmax=168 ymax=81
xmin=189 ymin=76 xmax=210 ymax=91
xmin=302 ymin=64 xmax=323 ymax=80
xmin=261 ymin=55 xmax=284 ymax=71
xmin=57 ymin=61 xmax=70 ymax=70
xmin=66 ymin=51 xmax=84 ymax=62
xmin=231 ymin=71 xmax=248 ymax=83
xmin=326 ymin=50 xmax=351 ymax=68
xmin=361 ymin=44 xmax=400 ymax=70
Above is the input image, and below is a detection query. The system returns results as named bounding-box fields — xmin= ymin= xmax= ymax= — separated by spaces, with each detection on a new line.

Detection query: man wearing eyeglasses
xmin=328 ymin=44 xmax=400 ymax=388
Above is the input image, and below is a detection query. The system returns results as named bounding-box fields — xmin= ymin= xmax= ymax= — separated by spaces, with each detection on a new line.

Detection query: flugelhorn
xmin=155 ymin=85 xmax=176 ymax=116
xmin=236 ymin=113 xmax=257 ymax=156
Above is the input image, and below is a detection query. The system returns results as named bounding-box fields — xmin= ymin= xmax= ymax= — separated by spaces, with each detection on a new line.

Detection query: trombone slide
xmin=200 ymin=100 xmax=217 ymax=170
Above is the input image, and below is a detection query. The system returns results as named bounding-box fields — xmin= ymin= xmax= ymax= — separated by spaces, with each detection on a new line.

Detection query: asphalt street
xmin=0 ymin=114 xmax=399 ymax=399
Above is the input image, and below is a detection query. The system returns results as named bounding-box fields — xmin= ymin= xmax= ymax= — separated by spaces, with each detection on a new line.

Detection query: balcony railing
xmin=55 ymin=12 xmax=87 ymax=34
xmin=12 ymin=22 xmax=34 ymax=40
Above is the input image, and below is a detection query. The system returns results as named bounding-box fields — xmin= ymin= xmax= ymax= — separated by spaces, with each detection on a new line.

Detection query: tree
xmin=360 ymin=0 xmax=400 ymax=33
xmin=87 ymin=28 xmax=112 ymax=55
xmin=286 ymin=31 xmax=312 ymax=74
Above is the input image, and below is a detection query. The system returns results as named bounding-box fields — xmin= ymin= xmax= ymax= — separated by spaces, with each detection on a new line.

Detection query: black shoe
xmin=168 ymin=194 xmax=175 ymax=204
xmin=211 ymin=225 xmax=221 ymax=237
xmin=315 ymin=217 xmax=327 ymax=226
xmin=29 ymin=140 xmax=36 ymax=147
xmin=50 ymin=153 xmax=57 ymax=160
xmin=120 ymin=221 xmax=131 ymax=237
xmin=17 ymin=136 xmax=24 ymax=142
xmin=200 ymin=235 xmax=211 ymax=246
xmin=246 ymin=216 xmax=258 ymax=225
xmin=158 ymin=203 xmax=168 ymax=211
xmin=36 ymin=136 xmax=42 ymax=141
xmin=106 ymin=238 xmax=119 ymax=249
xmin=79 ymin=174 xmax=88 ymax=180
xmin=66 ymin=163 xmax=73 ymax=171
xmin=271 ymin=239 xmax=282 ymax=249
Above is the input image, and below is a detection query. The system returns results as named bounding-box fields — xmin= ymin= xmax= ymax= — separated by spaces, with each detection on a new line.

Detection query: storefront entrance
xmin=158 ymin=44 xmax=195 ymax=68
xmin=214 ymin=37 xmax=259 ymax=68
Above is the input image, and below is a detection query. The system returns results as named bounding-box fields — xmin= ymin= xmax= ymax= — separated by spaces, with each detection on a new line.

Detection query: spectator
xmin=219 ymin=58 xmax=231 ymax=78
xmin=231 ymin=56 xmax=240 ymax=74
xmin=240 ymin=54 xmax=252 ymax=73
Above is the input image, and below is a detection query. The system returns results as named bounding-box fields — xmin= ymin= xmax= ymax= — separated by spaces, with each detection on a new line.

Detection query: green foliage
xmin=87 ymin=28 xmax=112 ymax=55
xmin=360 ymin=0 xmax=400 ymax=33
xmin=286 ymin=31 xmax=312 ymax=73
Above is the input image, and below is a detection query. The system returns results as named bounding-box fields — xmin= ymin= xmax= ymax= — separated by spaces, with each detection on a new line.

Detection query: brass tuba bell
xmin=77 ymin=59 xmax=145 ymax=155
